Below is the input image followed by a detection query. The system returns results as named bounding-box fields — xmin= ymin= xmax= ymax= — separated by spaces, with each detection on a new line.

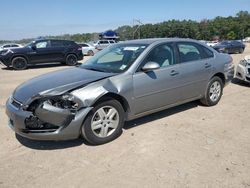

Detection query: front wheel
xmin=65 ymin=54 xmax=78 ymax=66
xmin=81 ymin=99 xmax=124 ymax=145
xmin=200 ymin=76 xmax=223 ymax=106
xmin=12 ymin=57 xmax=28 ymax=70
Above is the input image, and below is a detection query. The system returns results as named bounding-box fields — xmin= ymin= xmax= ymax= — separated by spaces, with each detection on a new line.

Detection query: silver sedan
xmin=6 ymin=38 xmax=234 ymax=145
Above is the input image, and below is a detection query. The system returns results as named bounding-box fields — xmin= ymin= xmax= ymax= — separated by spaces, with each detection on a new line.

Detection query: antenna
xmin=133 ymin=19 xmax=143 ymax=39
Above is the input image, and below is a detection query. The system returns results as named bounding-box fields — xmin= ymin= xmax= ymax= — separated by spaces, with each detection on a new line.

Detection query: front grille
xmin=11 ymin=98 xmax=22 ymax=109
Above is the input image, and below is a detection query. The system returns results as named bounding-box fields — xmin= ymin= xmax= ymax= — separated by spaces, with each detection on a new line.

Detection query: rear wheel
xmin=81 ymin=99 xmax=124 ymax=145
xmin=200 ymin=76 xmax=223 ymax=106
xmin=65 ymin=54 xmax=78 ymax=66
xmin=12 ymin=57 xmax=27 ymax=70
xmin=239 ymin=48 xmax=244 ymax=54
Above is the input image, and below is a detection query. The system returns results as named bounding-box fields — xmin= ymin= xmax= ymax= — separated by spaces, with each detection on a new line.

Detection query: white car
xmin=235 ymin=55 xmax=250 ymax=83
xmin=93 ymin=40 xmax=116 ymax=50
xmin=78 ymin=43 xmax=98 ymax=56
xmin=0 ymin=43 xmax=23 ymax=51
xmin=206 ymin=41 xmax=219 ymax=47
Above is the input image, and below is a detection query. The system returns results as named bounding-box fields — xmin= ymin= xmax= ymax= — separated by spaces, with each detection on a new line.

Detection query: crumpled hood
xmin=13 ymin=67 xmax=116 ymax=103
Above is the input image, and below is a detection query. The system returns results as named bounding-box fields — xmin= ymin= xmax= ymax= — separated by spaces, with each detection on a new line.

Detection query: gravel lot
xmin=0 ymin=45 xmax=250 ymax=188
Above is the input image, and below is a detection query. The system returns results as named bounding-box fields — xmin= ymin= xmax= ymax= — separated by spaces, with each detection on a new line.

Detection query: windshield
xmin=25 ymin=41 xmax=35 ymax=48
xmin=80 ymin=43 xmax=148 ymax=73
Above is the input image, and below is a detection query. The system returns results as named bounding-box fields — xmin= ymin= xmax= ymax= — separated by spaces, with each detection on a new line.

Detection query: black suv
xmin=0 ymin=39 xmax=83 ymax=70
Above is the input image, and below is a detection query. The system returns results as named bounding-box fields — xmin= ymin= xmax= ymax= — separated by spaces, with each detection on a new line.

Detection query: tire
xmin=65 ymin=54 xmax=78 ymax=66
xmin=200 ymin=76 xmax=223 ymax=106
xmin=239 ymin=48 xmax=244 ymax=54
xmin=81 ymin=99 xmax=124 ymax=145
xmin=87 ymin=50 xmax=94 ymax=56
xmin=12 ymin=57 xmax=27 ymax=70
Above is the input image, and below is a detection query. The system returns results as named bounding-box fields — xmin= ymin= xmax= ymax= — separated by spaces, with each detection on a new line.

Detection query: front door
xmin=28 ymin=40 xmax=55 ymax=63
xmin=132 ymin=43 xmax=182 ymax=115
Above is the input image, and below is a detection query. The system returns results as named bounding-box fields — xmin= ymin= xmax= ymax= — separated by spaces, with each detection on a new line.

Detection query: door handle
xmin=170 ymin=70 xmax=179 ymax=76
xmin=205 ymin=63 xmax=211 ymax=68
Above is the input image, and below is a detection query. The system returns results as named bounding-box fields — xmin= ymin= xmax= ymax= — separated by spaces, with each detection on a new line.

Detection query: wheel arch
xmin=93 ymin=92 xmax=130 ymax=120
xmin=210 ymin=72 xmax=225 ymax=86
xmin=11 ymin=55 xmax=29 ymax=63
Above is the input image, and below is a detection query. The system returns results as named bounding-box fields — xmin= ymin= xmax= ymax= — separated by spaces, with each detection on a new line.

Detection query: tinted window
xmin=202 ymin=46 xmax=214 ymax=58
xmin=11 ymin=44 xmax=19 ymax=47
xmin=3 ymin=45 xmax=10 ymax=48
xmin=109 ymin=41 xmax=115 ymax=44
xmin=144 ymin=43 xmax=176 ymax=68
xmin=36 ymin=41 xmax=48 ymax=48
xmin=177 ymin=43 xmax=202 ymax=63
xmin=63 ymin=41 xmax=73 ymax=47
xmin=100 ymin=41 xmax=109 ymax=44
xmin=51 ymin=40 xmax=63 ymax=47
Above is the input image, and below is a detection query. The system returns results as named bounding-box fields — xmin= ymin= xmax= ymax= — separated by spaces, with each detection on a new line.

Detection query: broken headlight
xmin=27 ymin=93 xmax=81 ymax=112
xmin=239 ymin=60 xmax=247 ymax=67
xmin=46 ymin=93 xmax=79 ymax=111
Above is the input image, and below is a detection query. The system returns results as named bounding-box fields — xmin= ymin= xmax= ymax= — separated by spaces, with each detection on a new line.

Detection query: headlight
xmin=48 ymin=93 xmax=79 ymax=110
xmin=239 ymin=60 xmax=247 ymax=67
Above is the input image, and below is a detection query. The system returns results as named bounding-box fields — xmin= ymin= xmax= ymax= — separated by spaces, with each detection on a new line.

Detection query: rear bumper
xmin=5 ymin=97 xmax=92 ymax=141
xmin=235 ymin=64 xmax=250 ymax=83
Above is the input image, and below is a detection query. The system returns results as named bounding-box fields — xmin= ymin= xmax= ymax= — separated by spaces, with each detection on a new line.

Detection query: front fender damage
xmin=35 ymin=101 xmax=75 ymax=127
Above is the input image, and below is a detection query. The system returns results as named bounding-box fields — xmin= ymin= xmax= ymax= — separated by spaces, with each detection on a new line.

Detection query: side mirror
xmin=31 ymin=44 xmax=36 ymax=50
xmin=142 ymin=61 xmax=160 ymax=72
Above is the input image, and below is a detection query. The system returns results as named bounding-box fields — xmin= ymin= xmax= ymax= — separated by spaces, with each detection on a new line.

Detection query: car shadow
xmin=16 ymin=101 xmax=199 ymax=150
xmin=15 ymin=134 xmax=87 ymax=150
xmin=1 ymin=62 xmax=81 ymax=71
xmin=231 ymin=78 xmax=250 ymax=87
xmin=124 ymin=101 xmax=198 ymax=129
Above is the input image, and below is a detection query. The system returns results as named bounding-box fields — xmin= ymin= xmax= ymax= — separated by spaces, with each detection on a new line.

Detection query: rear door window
xmin=177 ymin=43 xmax=202 ymax=63
xmin=51 ymin=40 xmax=64 ymax=47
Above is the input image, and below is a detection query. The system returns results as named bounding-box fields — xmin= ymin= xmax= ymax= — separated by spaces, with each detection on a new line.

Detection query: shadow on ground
xmin=16 ymin=101 xmax=199 ymax=150
xmin=231 ymin=78 xmax=250 ymax=87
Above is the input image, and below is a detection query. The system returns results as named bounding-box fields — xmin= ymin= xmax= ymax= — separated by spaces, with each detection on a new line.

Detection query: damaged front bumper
xmin=235 ymin=64 xmax=250 ymax=83
xmin=5 ymin=97 xmax=92 ymax=140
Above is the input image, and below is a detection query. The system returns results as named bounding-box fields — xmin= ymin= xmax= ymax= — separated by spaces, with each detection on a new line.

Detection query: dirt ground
xmin=0 ymin=45 xmax=250 ymax=188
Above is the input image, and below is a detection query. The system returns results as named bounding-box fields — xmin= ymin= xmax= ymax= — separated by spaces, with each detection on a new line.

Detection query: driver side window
xmin=144 ymin=43 xmax=176 ymax=68
xmin=36 ymin=41 xmax=48 ymax=49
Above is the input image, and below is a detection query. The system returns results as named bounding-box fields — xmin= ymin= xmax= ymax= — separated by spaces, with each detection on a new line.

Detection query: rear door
xmin=49 ymin=40 xmax=66 ymax=61
xmin=176 ymin=42 xmax=213 ymax=101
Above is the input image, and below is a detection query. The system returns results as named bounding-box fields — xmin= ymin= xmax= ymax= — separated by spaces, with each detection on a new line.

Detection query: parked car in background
xmin=5 ymin=38 xmax=234 ymax=145
xmin=235 ymin=55 xmax=250 ymax=83
xmin=0 ymin=39 xmax=83 ymax=70
xmin=213 ymin=40 xmax=245 ymax=54
xmin=206 ymin=41 xmax=218 ymax=47
xmin=242 ymin=37 xmax=250 ymax=43
xmin=93 ymin=40 xmax=116 ymax=50
xmin=0 ymin=43 xmax=23 ymax=51
xmin=78 ymin=43 xmax=98 ymax=56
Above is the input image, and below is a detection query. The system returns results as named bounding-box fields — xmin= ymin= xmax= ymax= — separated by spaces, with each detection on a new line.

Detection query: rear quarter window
xmin=201 ymin=46 xmax=214 ymax=58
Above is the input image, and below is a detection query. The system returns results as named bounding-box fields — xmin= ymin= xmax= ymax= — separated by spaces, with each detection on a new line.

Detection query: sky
xmin=0 ymin=0 xmax=249 ymax=40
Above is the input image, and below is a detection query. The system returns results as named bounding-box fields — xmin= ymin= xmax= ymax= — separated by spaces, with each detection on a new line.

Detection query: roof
xmin=121 ymin=38 xmax=201 ymax=45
